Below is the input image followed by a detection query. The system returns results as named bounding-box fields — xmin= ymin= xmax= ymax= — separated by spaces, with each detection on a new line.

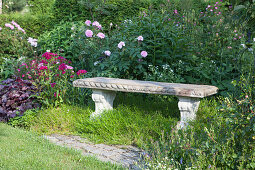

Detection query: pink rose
xmin=141 ymin=51 xmax=148 ymax=58
xmin=85 ymin=20 xmax=91 ymax=26
xmin=104 ymin=50 xmax=111 ymax=56
xmin=85 ymin=30 xmax=93 ymax=37
xmin=137 ymin=36 xmax=143 ymax=41
xmin=92 ymin=21 xmax=100 ymax=27
xmin=97 ymin=24 xmax=102 ymax=30
xmin=118 ymin=41 xmax=125 ymax=49
xmin=97 ymin=32 xmax=105 ymax=39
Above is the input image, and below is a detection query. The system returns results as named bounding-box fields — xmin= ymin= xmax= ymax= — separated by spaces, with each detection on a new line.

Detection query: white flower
xmin=241 ymin=44 xmax=246 ymax=48
xmin=27 ymin=37 xmax=38 ymax=47
xmin=94 ymin=61 xmax=99 ymax=66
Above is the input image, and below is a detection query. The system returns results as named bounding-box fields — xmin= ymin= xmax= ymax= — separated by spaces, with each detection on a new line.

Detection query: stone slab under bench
xmin=73 ymin=77 xmax=218 ymax=129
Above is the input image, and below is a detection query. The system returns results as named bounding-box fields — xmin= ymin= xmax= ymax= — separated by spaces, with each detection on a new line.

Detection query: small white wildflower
xmin=94 ymin=61 xmax=99 ymax=66
xmin=241 ymin=44 xmax=246 ymax=48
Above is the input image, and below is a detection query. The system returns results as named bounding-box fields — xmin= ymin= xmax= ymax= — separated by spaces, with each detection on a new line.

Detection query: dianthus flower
xmin=39 ymin=66 xmax=48 ymax=70
xmin=56 ymin=56 xmax=66 ymax=60
xmin=77 ymin=70 xmax=87 ymax=76
xmin=40 ymin=60 xmax=48 ymax=64
xmin=59 ymin=63 xmax=67 ymax=71
xmin=42 ymin=52 xmax=58 ymax=60
xmin=51 ymin=83 xmax=56 ymax=88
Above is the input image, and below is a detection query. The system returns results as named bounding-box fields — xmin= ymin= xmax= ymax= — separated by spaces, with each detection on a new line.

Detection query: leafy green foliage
xmin=38 ymin=21 xmax=84 ymax=60
xmin=52 ymin=0 xmax=150 ymax=25
xmin=3 ymin=0 xmax=26 ymax=13
xmin=0 ymin=20 xmax=34 ymax=60
xmin=142 ymin=95 xmax=255 ymax=169
xmin=0 ymin=57 xmax=26 ymax=80
xmin=27 ymin=0 xmax=55 ymax=15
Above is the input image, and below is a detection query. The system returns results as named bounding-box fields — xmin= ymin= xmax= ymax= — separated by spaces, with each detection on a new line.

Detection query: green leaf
xmin=234 ymin=5 xmax=246 ymax=11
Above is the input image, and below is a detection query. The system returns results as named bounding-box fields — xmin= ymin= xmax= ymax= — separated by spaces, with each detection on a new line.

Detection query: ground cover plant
xmin=0 ymin=78 xmax=40 ymax=122
xmin=0 ymin=0 xmax=255 ymax=169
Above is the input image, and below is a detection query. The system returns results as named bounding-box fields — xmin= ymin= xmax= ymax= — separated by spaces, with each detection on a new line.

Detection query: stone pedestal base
xmin=177 ymin=97 xmax=200 ymax=129
xmin=90 ymin=90 xmax=116 ymax=118
xmin=89 ymin=90 xmax=201 ymax=129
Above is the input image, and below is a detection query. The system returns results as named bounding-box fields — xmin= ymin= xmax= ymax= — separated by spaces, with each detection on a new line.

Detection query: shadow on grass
xmin=82 ymin=91 xmax=180 ymax=120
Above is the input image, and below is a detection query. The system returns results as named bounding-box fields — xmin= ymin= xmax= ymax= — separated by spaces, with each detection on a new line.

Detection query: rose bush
xmin=0 ymin=21 xmax=36 ymax=60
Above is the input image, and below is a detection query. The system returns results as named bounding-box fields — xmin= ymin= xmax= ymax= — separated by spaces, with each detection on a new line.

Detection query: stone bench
xmin=73 ymin=77 xmax=218 ymax=129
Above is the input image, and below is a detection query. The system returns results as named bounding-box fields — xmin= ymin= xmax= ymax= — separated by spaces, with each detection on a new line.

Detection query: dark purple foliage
xmin=0 ymin=78 xmax=40 ymax=122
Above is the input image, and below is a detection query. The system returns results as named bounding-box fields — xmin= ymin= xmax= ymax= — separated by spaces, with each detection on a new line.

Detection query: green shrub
xmin=38 ymin=21 xmax=84 ymax=61
xmin=27 ymin=0 xmax=55 ymax=15
xmin=142 ymin=94 xmax=255 ymax=169
xmin=38 ymin=0 xmax=254 ymax=95
xmin=0 ymin=57 xmax=26 ymax=80
xmin=3 ymin=0 xmax=26 ymax=13
xmin=0 ymin=20 xmax=35 ymax=60
xmin=52 ymin=0 xmax=150 ymax=25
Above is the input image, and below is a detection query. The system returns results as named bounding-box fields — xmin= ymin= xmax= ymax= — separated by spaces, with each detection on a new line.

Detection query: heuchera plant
xmin=0 ymin=78 xmax=40 ymax=122
xmin=16 ymin=52 xmax=87 ymax=106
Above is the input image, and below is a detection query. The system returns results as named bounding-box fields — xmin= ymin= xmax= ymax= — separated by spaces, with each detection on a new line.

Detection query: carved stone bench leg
xmin=177 ymin=97 xmax=200 ymax=129
xmin=91 ymin=89 xmax=116 ymax=118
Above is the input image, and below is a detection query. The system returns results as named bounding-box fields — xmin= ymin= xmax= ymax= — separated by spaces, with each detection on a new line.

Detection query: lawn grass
xmin=0 ymin=123 xmax=124 ymax=169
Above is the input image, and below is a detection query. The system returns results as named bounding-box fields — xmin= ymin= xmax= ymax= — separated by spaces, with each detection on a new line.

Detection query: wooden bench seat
xmin=73 ymin=77 xmax=218 ymax=128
